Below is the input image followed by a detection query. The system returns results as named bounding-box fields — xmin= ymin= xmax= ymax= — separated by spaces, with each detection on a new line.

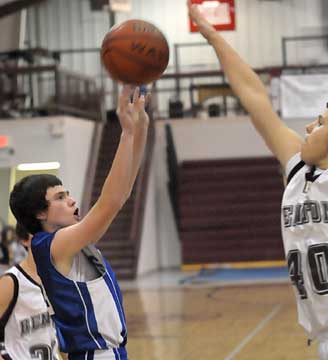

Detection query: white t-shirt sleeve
xmin=285 ymin=152 xmax=302 ymax=179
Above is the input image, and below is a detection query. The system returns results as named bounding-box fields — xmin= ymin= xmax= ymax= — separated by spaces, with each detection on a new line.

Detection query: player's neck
xmin=19 ymin=251 xmax=41 ymax=285
xmin=313 ymin=155 xmax=328 ymax=170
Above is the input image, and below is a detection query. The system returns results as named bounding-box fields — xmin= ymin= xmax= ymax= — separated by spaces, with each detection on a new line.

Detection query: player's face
xmin=39 ymin=185 xmax=80 ymax=232
xmin=301 ymin=109 xmax=328 ymax=167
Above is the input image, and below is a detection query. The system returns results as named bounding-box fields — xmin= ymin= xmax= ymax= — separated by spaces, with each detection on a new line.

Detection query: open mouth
xmin=74 ymin=208 xmax=80 ymax=218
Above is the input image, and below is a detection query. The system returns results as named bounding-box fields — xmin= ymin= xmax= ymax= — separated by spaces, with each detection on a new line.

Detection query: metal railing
xmin=0 ymin=64 xmax=104 ymax=121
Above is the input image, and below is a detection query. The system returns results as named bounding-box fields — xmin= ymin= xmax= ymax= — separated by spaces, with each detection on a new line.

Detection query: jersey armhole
xmin=285 ymin=153 xmax=305 ymax=185
xmin=0 ymin=342 xmax=13 ymax=360
xmin=0 ymin=274 xmax=19 ymax=341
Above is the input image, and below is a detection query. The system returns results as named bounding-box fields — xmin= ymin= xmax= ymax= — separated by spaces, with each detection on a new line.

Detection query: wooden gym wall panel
xmin=177 ymin=156 xmax=285 ymax=265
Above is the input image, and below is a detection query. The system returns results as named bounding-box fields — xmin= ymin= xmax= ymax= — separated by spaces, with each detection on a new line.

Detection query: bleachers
xmin=89 ymin=118 xmax=136 ymax=279
xmin=89 ymin=112 xmax=155 ymax=279
xmin=177 ymin=157 xmax=285 ymax=265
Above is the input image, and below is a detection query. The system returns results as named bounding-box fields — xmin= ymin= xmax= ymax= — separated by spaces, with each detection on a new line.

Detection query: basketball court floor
xmin=121 ymin=270 xmax=317 ymax=360
xmin=0 ymin=265 xmax=316 ymax=359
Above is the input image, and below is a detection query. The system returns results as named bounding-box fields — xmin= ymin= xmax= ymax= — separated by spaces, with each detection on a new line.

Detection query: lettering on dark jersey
xmin=20 ymin=312 xmax=51 ymax=336
xmin=282 ymin=200 xmax=328 ymax=227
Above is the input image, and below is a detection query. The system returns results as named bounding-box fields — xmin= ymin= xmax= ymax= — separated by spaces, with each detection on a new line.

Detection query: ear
xmin=20 ymin=238 xmax=30 ymax=249
xmin=36 ymin=211 xmax=47 ymax=221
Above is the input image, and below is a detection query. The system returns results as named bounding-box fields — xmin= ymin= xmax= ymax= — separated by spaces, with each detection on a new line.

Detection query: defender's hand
xmin=187 ymin=0 xmax=217 ymax=42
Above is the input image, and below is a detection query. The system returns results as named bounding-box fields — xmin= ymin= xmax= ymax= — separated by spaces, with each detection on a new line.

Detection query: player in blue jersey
xmin=188 ymin=1 xmax=328 ymax=359
xmin=9 ymin=85 xmax=150 ymax=360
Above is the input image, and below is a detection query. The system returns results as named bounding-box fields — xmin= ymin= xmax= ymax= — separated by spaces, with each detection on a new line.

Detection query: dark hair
xmin=9 ymin=174 xmax=62 ymax=235
xmin=15 ymin=222 xmax=30 ymax=241
xmin=15 ymin=222 xmax=30 ymax=251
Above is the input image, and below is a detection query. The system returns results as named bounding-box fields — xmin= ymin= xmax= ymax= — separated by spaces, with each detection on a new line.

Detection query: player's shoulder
xmin=0 ymin=272 xmax=18 ymax=317
xmin=0 ymin=273 xmax=16 ymax=291
xmin=32 ymin=231 xmax=55 ymax=247
xmin=285 ymin=152 xmax=306 ymax=184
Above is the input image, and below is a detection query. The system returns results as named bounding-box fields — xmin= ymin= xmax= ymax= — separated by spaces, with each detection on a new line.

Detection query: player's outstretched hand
xmin=117 ymin=85 xmax=135 ymax=134
xmin=117 ymin=85 xmax=150 ymax=134
xmin=187 ymin=0 xmax=217 ymax=42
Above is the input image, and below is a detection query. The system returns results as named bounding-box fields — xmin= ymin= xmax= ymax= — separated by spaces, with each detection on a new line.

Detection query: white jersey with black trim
xmin=282 ymin=152 xmax=328 ymax=339
xmin=0 ymin=265 xmax=59 ymax=360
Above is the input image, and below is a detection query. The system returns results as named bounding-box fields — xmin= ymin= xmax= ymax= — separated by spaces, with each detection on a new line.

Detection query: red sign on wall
xmin=0 ymin=135 xmax=9 ymax=148
xmin=189 ymin=0 xmax=236 ymax=32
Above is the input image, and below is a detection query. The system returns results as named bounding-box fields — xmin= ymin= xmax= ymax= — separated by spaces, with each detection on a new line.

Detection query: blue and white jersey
xmin=31 ymin=232 xmax=127 ymax=360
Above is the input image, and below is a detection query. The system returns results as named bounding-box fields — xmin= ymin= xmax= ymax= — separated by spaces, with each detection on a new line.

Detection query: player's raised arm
xmin=0 ymin=276 xmax=15 ymax=319
xmin=51 ymin=85 xmax=149 ymax=264
xmin=127 ymin=88 xmax=151 ymax=194
xmin=187 ymin=0 xmax=303 ymax=166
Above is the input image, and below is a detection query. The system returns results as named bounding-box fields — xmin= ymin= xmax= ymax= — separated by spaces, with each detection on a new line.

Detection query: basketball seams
xmin=102 ymin=51 xmax=122 ymax=82
xmin=102 ymin=48 xmax=155 ymax=85
xmin=101 ymin=19 xmax=169 ymax=85
xmin=103 ymin=34 xmax=168 ymax=49
xmin=102 ymin=49 xmax=140 ymax=84
xmin=102 ymin=46 xmax=167 ymax=72
xmin=108 ymin=19 xmax=165 ymax=38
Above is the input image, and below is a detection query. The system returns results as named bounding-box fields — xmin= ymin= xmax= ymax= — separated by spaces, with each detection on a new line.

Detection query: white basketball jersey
xmin=0 ymin=265 xmax=59 ymax=360
xmin=282 ymin=153 xmax=328 ymax=339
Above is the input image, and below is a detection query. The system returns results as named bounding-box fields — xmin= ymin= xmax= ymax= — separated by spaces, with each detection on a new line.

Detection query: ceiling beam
xmin=0 ymin=0 xmax=46 ymax=19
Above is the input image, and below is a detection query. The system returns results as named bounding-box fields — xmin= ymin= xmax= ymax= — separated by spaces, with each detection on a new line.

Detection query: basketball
xmin=101 ymin=19 xmax=170 ymax=85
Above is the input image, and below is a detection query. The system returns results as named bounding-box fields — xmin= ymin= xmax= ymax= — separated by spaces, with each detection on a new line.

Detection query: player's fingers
xmin=187 ymin=0 xmax=192 ymax=12
xmin=132 ymin=87 xmax=140 ymax=105
xmin=145 ymin=93 xmax=151 ymax=107
xmin=187 ymin=0 xmax=194 ymax=15
xmin=139 ymin=95 xmax=145 ymax=108
xmin=188 ymin=1 xmax=201 ymax=19
xmin=119 ymin=85 xmax=132 ymax=108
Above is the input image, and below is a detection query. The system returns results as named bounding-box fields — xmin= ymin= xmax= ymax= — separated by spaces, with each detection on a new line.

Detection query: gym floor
xmin=121 ymin=271 xmax=317 ymax=360
xmin=0 ymin=265 xmax=315 ymax=359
